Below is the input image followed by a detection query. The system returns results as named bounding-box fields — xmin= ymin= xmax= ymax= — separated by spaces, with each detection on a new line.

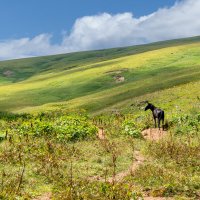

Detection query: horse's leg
xmin=162 ymin=119 xmax=164 ymax=130
xmin=154 ymin=117 xmax=156 ymax=128
xmin=158 ymin=119 xmax=160 ymax=130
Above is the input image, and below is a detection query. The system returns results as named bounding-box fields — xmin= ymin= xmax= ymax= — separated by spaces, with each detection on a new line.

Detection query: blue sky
xmin=0 ymin=0 xmax=200 ymax=60
xmin=0 ymin=0 xmax=176 ymax=42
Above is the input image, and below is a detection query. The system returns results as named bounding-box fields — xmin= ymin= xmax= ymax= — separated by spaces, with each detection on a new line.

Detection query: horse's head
xmin=145 ymin=102 xmax=154 ymax=111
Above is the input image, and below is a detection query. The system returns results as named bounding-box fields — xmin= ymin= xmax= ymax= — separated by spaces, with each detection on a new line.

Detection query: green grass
xmin=130 ymin=134 xmax=200 ymax=199
xmin=0 ymin=109 xmax=199 ymax=199
xmin=0 ymin=112 xmax=137 ymax=198
xmin=0 ymin=36 xmax=199 ymax=114
xmin=1 ymin=35 xmax=199 ymax=83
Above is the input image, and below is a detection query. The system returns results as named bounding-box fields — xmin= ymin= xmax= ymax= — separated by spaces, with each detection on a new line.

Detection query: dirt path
xmin=95 ymin=127 xmax=167 ymax=183
xmin=108 ymin=150 xmax=145 ymax=183
xmin=33 ymin=128 xmax=168 ymax=199
xmin=89 ymin=150 xmax=145 ymax=183
xmin=96 ymin=127 xmax=172 ymax=199
xmin=32 ymin=193 xmax=51 ymax=200
xmin=33 ymin=192 xmax=172 ymax=200
xmin=143 ymin=197 xmax=173 ymax=200
xmin=98 ymin=127 xmax=106 ymax=140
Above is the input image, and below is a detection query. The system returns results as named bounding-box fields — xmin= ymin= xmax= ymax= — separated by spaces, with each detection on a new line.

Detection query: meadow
xmin=0 ymin=36 xmax=199 ymax=199
xmin=0 ymin=36 xmax=199 ymax=113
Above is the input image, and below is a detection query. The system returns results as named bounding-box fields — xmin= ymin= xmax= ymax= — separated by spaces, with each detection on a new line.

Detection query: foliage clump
xmin=122 ymin=119 xmax=143 ymax=139
xmin=1 ymin=111 xmax=98 ymax=142
xmin=171 ymin=113 xmax=200 ymax=136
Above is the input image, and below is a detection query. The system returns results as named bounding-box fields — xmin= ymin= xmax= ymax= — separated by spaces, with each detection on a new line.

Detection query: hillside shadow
xmin=0 ymin=36 xmax=199 ymax=83
xmin=0 ymin=64 xmax=199 ymax=112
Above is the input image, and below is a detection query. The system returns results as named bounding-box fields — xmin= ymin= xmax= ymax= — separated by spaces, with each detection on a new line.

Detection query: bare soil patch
xmin=98 ymin=127 xmax=106 ymax=140
xmin=3 ymin=70 xmax=14 ymax=77
xmin=32 ymin=193 xmax=51 ymax=200
xmin=142 ymin=128 xmax=167 ymax=141
xmin=143 ymin=197 xmax=173 ymax=200
xmin=114 ymin=75 xmax=125 ymax=83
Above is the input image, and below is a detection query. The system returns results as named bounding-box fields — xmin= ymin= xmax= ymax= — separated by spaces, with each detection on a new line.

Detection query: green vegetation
xmin=0 ymin=111 xmax=135 ymax=199
xmin=0 ymin=36 xmax=199 ymax=199
xmin=132 ymin=113 xmax=200 ymax=198
xmin=0 ymin=110 xmax=199 ymax=199
xmin=0 ymin=36 xmax=199 ymax=113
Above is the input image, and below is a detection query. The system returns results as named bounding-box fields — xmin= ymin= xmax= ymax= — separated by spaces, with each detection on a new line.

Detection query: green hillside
xmin=0 ymin=36 xmax=200 ymax=113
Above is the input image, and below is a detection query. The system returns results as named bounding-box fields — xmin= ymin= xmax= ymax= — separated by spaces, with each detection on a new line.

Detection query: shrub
xmin=3 ymin=112 xmax=98 ymax=142
xmin=122 ymin=120 xmax=143 ymax=139
xmin=171 ymin=113 xmax=200 ymax=135
xmin=54 ymin=115 xmax=98 ymax=142
xmin=52 ymin=180 xmax=143 ymax=200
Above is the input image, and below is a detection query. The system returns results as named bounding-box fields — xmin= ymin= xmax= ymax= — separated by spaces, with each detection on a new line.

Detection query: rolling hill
xmin=0 ymin=36 xmax=200 ymax=114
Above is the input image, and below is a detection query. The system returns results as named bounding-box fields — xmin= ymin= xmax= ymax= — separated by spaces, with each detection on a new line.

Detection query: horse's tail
xmin=161 ymin=111 xmax=165 ymax=130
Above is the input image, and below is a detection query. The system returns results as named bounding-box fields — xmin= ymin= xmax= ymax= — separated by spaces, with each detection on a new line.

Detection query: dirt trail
xmin=96 ymin=128 xmax=146 ymax=182
xmin=32 ymin=193 xmax=51 ymax=200
xmin=107 ymin=150 xmax=145 ymax=183
xmin=89 ymin=150 xmax=145 ymax=183
xmin=33 ymin=192 xmax=172 ymax=200
xmin=143 ymin=197 xmax=173 ymax=200
xmin=96 ymin=128 xmax=172 ymax=199
xmin=98 ymin=127 xmax=106 ymax=140
xmin=33 ymin=128 xmax=168 ymax=199
xmin=95 ymin=127 xmax=167 ymax=183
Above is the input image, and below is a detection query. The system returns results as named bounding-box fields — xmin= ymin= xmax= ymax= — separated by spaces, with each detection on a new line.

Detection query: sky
xmin=0 ymin=0 xmax=200 ymax=60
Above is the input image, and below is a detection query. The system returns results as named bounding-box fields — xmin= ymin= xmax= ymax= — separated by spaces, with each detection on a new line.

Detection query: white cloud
xmin=0 ymin=34 xmax=56 ymax=60
xmin=0 ymin=0 xmax=200 ymax=60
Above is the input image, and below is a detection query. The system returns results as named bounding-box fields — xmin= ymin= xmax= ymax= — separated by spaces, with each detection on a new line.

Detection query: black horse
xmin=145 ymin=102 xmax=164 ymax=129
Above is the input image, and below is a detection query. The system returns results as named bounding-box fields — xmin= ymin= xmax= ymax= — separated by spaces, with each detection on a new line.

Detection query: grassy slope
xmin=0 ymin=36 xmax=200 ymax=113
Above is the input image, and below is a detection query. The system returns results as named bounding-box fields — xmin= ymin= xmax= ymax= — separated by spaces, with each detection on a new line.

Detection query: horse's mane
xmin=149 ymin=103 xmax=156 ymax=108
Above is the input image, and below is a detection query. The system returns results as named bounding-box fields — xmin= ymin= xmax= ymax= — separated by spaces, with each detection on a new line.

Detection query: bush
xmin=122 ymin=120 xmax=143 ymax=139
xmin=2 ymin=112 xmax=98 ymax=142
xmin=53 ymin=179 xmax=143 ymax=200
xmin=171 ymin=113 xmax=200 ymax=135
xmin=54 ymin=115 xmax=98 ymax=142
